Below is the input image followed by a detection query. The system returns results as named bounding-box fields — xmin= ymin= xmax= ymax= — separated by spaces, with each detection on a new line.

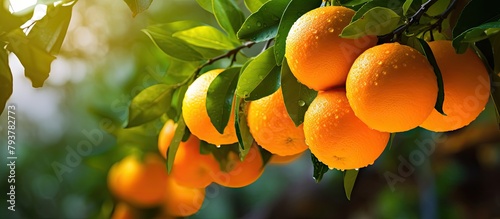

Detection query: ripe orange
xmin=269 ymin=152 xmax=303 ymax=165
xmin=158 ymin=120 xmax=177 ymax=159
xmin=247 ymin=88 xmax=308 ymax=156
xmin=304 ymin=89 xmax=389 ymax=170
xmin=163 ymin=176 xmax=205 ymax=217
xmin=285 ymin=6 xmax=378 ymax=91
xmin=170 ymin=135 xmax=219 ymax=188
xmin=107 ymin=154 xmax=167 ymax=207
xmin=212 ymin=144 xmax=264 ymax=188
xmin=182 ymin=69 xmax=238 ymax=145
xmin=111 ymin=202 xmax=136 ymax=219
xmin=346 ymin=43 xmax=438 ymax=132
xmin=420 ymin=40 xmax=490 ymax=131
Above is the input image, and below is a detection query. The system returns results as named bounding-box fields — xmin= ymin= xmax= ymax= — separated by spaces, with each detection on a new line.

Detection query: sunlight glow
xmin=8 ymin=0 xmax=37 ymax=13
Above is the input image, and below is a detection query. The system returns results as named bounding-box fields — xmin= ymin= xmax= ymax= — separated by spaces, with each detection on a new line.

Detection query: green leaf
xmin=452 ymin=0 xmax=500 ymax=39
xmin=196 ymin=0 xmax=213 ymax=13
xmin=244 ymin=0 xmax=269 ymax=13
xmin=173 ymin=26 xmax=237 ymax=50
xmin=237 ymin=0 xmax=289 ymax=42
xmin=142 ymin=22 xmax=206 ymax=61
xmin=206 ymin=67 xmax=240 ymax=134
xmin=127 ymin=84 xmax=173 ymax=128
xmin=236 ymin=46 xmax=280 ymax=100
xmin=281 ymin=58 xmax=317 ymax=126
xmin=453 ymin=21 xmax=500 ymax=53
xmin=162 ymin=59 xmax=198 ymax=86
xmin=0 ymin=4 xmax=33 ymax=35
xmin=234 ymin=97 xmax=253 ymax=158
xmin=343 ymin=169 xmax=359 ymax=200
xmin=426 ymin=0 xmax=450 ymax=17
xmin=258 ymin=146 xmax=273 ymax=166
xmin=274 ymin=0 xmax=322 ymax=65
xmin=340 ymin=0 xmax=372 ymax=7
xmin=7 ymin=30 xmax=55 ymax=87
xmin=0 ymin=48 xmax=12 ymax=115
xmin=212 ymin=0 xmax=245 ymax=39
xmin=407 ymin=37 xmax=445 ymax=115
xmin=168 ymin=83 xmax=190 ymax=122
xmin=123 ymin=0 xmax=153 ymax=17
xmin=402 ymin=0 xmax=414 ymax=16
xmin=167 ymin=117 xmax=186 ymax=173
xmin=27 ymin=3 xmax=73 ymax=55
xmin=311 ymin=153 xmax=329 ymax=183
xmin=482 ymin=35 xmax=500 ymax=127
xmin=341 ymin=7 xmax=401 ymax=38
xmin=351 ymin=0 xmax=405 ymax=21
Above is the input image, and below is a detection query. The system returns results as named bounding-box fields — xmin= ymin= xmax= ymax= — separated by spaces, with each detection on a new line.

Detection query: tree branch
xmin=378 ymin=0 xmax=439 ymax=43
xmin=194 ymin=41 xmax=256 ymax=75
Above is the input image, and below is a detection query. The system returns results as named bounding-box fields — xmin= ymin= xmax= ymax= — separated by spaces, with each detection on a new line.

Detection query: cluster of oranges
xmin=107 ymin=5 xmax=491 ymax=218
xmin=285 ymin=6 xmax=490 ymax=170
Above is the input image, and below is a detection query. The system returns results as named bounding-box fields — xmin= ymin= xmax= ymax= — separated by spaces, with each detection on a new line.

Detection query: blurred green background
xmin=1 ymin=0 xmax=500 ymax=218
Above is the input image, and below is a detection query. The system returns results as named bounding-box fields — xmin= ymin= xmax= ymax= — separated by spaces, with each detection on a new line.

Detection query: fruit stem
xmin=378 ymin=0 xmax=439 ymax=43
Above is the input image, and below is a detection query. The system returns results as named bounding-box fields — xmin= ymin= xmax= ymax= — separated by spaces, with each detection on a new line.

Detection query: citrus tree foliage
xmin=2 ymin=0 xmax=500 ymax=199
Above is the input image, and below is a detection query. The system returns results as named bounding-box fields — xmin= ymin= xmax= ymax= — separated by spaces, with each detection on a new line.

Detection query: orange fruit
xmin=212 ymin=144 xmax=264 ymax=188
xmin=107 ymin=154 xmax=167 ymax=207
xmin=285 ymin=6 xmax=378 ymax=91
xmin=346 ymin=42 xmax=438 ymax=132
xmin=111 ymin=202 xmax=136 ymax=219
xmin=163 ymin=176 xmax=205 ymax=217
xmin=170 ymin=135 xmax=219 ymax=188
xmin=420 ymin=40 xmax=490 ymax=131
xmin=158 ymin=120 xmax=177 ymax=159
xmin=304 ymin=89 xmax=389 ymax=170
xmin=269 ymin=152 xmax=303 ymax=165
xmin=247 ymin=88 xmax=308 ymax=156
xmin=182 ymin=69 xmax=238 ymax=145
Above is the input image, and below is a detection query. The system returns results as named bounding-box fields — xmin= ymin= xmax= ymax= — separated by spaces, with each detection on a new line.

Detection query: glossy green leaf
xmin=0 ymin=47 xmax=12 ymax=115
xmin=236 ymin=46 xmax=280 ymax=100
xmin=281 ymin=58 xmax=317 ymax=126
xmin=212 ymin=0 xmax=245 ymax=39
xmin=484 ymin=35 xmax=500 ymax=127
xmin=340 ymin=0 xmax=371 ymax=7
xmin=237 ymin=0 xmax=289 ymax=42
xmin=7 ymin=30 xmax=55 ymax=88
xmin=341 ymin=7 xmax=401 ymax=38
xmin=407 ymin=37 xmax=445 ymax=115
xmin=27 ymin=3 xmax=73 ymax=55
xmin=173 ymin=26 xmax=236 ymax=50
xmin=402 ymin=0 xmax=414 ymax=16
xmin=234 ymin=97 xmax=253 ymax=158
xmin=453 ymin=21 xmax=500 ymax=53
xmin=452 ymin=0 xmax=500 ymax=39
xmin=343 ymin=169 xmax=359 ymax=200
xmin=206 ymin=67 xmax=240 ymax=134
xmin=142 ymin=22 xmax=206 ymax=61
xmin=244 ymin=0 xmax=269 ymax=13
xmin=426 ymin=0 xmax=450 ymax=17
xmin=127 ymin=84 xmax=173 ymax=128
xmin=123 ymin=0 xmax=153 ymax=17
xmin=168 ymin=83 xmax=190 ymax=122
xmin=274 ymin=0 xmax=322 ymax=65
xmin=167 ymin=117 xmax=186 ymax=173
xmin=351 ymin=0 xmax=405 ymax=21
xmin=196 ymin=0 xmax=213 ymax=13
xmin=311 ymin=153 xmax=329 ymax=183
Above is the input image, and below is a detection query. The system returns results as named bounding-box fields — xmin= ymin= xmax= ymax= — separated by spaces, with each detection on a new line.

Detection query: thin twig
xmin=429 ymin=0 xmax=458 ymax=32
xmin=194 ymin=41 xmax=256 ymax=75
xmin=378 ymin=0 xmax=439 ymax=43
